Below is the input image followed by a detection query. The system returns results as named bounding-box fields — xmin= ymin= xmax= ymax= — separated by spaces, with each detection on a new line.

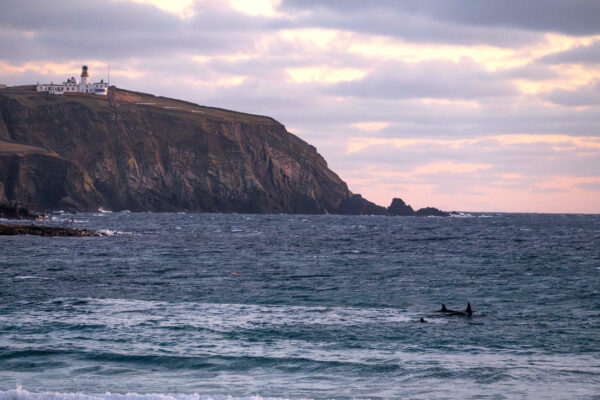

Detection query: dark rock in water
xmin=387 ymin=198 xmax=415 ymax=216
xmin=0 ymin=223 xmax=100 ymax=236
xmin=386 ymin=198 xmax=449 ymax=217
xmin=0 ymin=202 xmax=42 ymax=220
xmin=339 ymin=194 xmax=387 ymax=215
xmin=415 ymin=207 xmax=450 ymax=217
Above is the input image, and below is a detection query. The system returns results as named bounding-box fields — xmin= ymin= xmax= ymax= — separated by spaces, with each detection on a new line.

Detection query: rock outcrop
xmin=0 ymin=201 xmax=42 ymax=220
xmin=387 ymin=198 xmax=415 ymax=216
xmin=415 ymin=207 xmax=450 ymax=217
xmin=0 ymin=86 xmax=449 ymax=215
xmin=387 ymin=198 xmax=449 ymax=217
xmin=0 ymin=223 xmax=99 ymax=236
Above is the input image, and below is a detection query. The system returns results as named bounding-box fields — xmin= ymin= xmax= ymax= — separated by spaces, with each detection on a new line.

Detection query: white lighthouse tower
xmin=80 ymin=65 xmax=90 ymax=85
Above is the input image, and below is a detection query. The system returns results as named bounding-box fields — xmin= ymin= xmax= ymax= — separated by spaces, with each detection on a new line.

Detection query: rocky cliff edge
xmin=0 ymin=86 xmax=446 ymax=215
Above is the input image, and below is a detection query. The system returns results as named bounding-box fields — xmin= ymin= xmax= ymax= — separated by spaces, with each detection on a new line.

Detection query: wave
xmin=449 ymin=212 xmax=473 ymax=218
xmin=97 ymin=229 xmax=133 ymax=236
xmin=0 ymin=388 xmax=293 ymax=400
xmin=42 ymin=298 xmax=416 ymax=327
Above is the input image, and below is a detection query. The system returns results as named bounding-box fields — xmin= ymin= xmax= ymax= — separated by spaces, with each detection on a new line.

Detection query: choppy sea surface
xmin=0 ymin=212 xmax=599 ymax=399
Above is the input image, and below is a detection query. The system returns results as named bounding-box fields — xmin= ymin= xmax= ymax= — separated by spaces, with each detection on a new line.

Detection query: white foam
xmin=0 ymin=388 xmax=294 ymax=400
xmin=450 ymin=212 xmax=473 ymax=218
xmin=46 ymin=298 xmax=415 ymax=329
xmin=50 ymin=216 xmax=86 ymax=223
xmin=14 ymin=275 xmax=55 ymax=280
xmin=98 ymin=208 xmax=112 ymax=213
xmin=98 ymin=229 xmax=133 ymax=236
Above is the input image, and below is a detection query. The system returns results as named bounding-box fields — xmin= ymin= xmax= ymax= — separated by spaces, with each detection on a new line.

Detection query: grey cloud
xmin=0 ymin=0 xmax=270 ymax=62
xmin=200 ymin=76 xmax=600 ymax=138
xmin=327 ymin=59 xmax=518 ymax=100
xmin=282 ymin=0 xmax=600 ymax=38
xmin=0 ymin=0 xmax=180 ymax=32
xmin=540 ymin=40 xmax=600 ymax=65
xmin=543 ymin=82 xmax=600 ymax=107
xmin=496 ymin=63 xmax=561 ymax=81
xmin=285 ymin=6 xmax=539 ymax=47
xmin=575 ymin=182 xmax=600 ymax=191
xmin=413 ymin=0 xmax=600 ymax=36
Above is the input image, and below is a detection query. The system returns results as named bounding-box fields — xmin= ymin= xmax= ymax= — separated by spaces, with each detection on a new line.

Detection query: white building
xmin=36 ymin=65 xmax=108 ymax=95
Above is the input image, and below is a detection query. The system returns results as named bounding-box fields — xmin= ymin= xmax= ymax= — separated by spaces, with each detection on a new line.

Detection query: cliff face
xmin=0 ymin=86 xmax=375 ymax=213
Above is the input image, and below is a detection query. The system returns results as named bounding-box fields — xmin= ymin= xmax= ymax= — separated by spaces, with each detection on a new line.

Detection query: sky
xmin=1 ymin=0 xmax=599 ymax=213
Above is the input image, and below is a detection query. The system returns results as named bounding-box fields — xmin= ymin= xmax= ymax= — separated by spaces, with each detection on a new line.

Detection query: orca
xmin=436 ymin=302 xmax=472 ymax=317
xmin=420 ymin=317 xmax=427 ymax=323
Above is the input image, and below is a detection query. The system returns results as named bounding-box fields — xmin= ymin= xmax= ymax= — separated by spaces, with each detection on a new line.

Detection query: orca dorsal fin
xmin=441 ymin=304 xmax=447 ymax=311
xmin=466 ymin=302 xmax=472 ymax=315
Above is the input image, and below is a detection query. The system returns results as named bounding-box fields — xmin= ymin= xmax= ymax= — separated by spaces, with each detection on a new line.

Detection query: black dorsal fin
xmin=441 ymin=304 xmax=447 ymax=311
xmin=466 ymin=302 xmax=472 ymax=314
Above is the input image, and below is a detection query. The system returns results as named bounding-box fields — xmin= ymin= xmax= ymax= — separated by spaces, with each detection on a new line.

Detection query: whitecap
xmin=450 ymin=212 xmax=473 ymax=218
xmin=14 ymin=275 xmax=55 ymax=280
xmin=98 ymin=229 xmax=134 ymax=236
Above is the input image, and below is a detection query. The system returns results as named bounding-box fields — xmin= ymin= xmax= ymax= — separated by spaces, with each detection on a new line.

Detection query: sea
xmin=0 ymin=212 xmax=599 ymax=399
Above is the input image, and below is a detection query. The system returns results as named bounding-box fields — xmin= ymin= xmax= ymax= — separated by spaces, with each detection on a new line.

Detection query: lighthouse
xmin=36 ymin=65 xmax=108 ymax=95
xmin=80 ymin=65 xmax=89 ymax=85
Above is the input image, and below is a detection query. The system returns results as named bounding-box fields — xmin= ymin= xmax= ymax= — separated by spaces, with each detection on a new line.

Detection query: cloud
xmin=575 ymin=182 xmax=600 ymax=191
xmin=543 ymin=81 xmax=600 ymax=107
xmin=541 ymin=40 xmax=600 ymax=64
xmin=0 ymin=0 xmax=272 ymax=62
xmin=281 ymin=0 xmax=600 ymax=44
xmin=496 ymin=63 xmax=561 ymax=81
xmin=327 ymin=59 xmax=518 ymax=100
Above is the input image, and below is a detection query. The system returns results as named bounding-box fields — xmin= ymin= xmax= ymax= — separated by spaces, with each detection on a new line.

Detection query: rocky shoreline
xmin=0 ymin=202 xmax=44 ymax=220
xmin=0 ymin=203 xmax=101 ymax=236
xmin=0 ymin=223 xmax=101 ymax=236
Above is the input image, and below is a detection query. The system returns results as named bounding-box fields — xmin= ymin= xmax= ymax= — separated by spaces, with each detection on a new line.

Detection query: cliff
xmin=0 ymin=86 xmax=447 ymax=215
xmin=0 ymin=86 xmax=372 ymax=213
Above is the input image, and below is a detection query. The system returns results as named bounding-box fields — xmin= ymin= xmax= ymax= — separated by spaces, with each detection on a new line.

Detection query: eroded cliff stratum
xmin=0 ymin=86 xmax=385 ymax=213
